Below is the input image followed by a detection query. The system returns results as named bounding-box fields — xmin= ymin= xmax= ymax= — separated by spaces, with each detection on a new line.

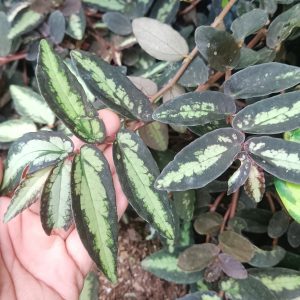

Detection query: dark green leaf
xmin=48 ymin=10 xmax=66 ymax=44
xmin=218 ymin=253 xmax=248 ymax=279
xmin=8 ymin=8 xmax=44 ymax=39
xmin=0 ymin=12 xmax=11 ymax=56
xmin=188 ymin=119 xmax=229 ymax=136
xmin=138 ymin=121 xmax=169 ymax=151
xmin=268 ymin=210 xmax=290 ymax=239
xmin=41 ymin=159 xmax=73 ymax=235
xmin=228 ymin=152 xmax=251 ymax=195
xmin=153 ymin=91 xmax=236 ymax=126
xmin=0 ymin=118 xmax=37 ymax=143
xmin=266 ymin=3 xmax=300 ymax=49
xmin=194 ymin=212 xmax=223 ymax=235
xmin=221 ymin=275 xmax=278 ymax=300
xmin=219 ymin=231 xmax=255 ymax=262
xmin=195 ymin=26 xmax=241 ymax=71
xmin=178 ymin=243 xmax=220 ymax=272
xmin=250 ymin=267 xmax=300 ymax=299
xmin=149 ymin=0 xmax=180 ymax=23
xmin=236 ymin=208 xmax=272 ymax=233
xmin=103 ymin=12 xmax=132 ymax=35
xmin=178 ymin=56 xmax=209 ymax=87
xmin=66 ymin=7 xmax=86 ymax=40
xmin=235 ymin=47 xmax=260 ymax=70
xmin=10 ymin=85 xmax=55 ymax=125
xmin=71 ymin=50 xmax=153 ymax=121
xmin=244 ymin=163 xmax=265 ymax=203
xmin=155 ymin=128 xmax=244 ymax=191
xmin=113 ymin=129 xmax=175 ymax=239
xmin=233 ymin=91 xmax=300 ymax=134
xmin=141 ymin=248 xmax=203 ymax=284
xmin=82 ymin=0 xmax=125 ymax=12
xmin=249 ymin=246 xmax=286 ymax=268
xmin=224 ymin=62 xmax=300 ymax=99
xmin=246 ymin=136 xmax=300 ymax=184
xmin=71 ymin=145 xmax=118 ymax=282
xmin=79 ymin=271 xmax=99 ymax=300
xmin=3 ymin=166 xmax=53 ymax=223
xmin=177 ymin=291 xmax=221 ymax=300
xmin=1 ymin=131 xmax=73 ymax=194
xmin=173 ymin=190 xmax=195 ymax=221
xmin=288 ymin=221 xmax=300 ymax=248
xmin=36 ymin=40 xmax=105 ymax=143
xmin=231 ymin=9 xmax=268 ymax=41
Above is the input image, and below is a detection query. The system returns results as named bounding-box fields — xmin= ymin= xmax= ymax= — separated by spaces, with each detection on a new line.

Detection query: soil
xmin=98 ymin=216 xmax=187 ymax=300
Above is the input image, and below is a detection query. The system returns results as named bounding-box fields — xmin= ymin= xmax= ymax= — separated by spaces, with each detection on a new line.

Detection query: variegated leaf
xmin=79 ymin=271 xmax=99 ymax=300
xmin=71 ymin=50 xmax=153 ymax=121
xmin=246 ymin=136 xmax=300 ymax=184
xmin=275 ymin=179 xmax=300 ymax=223
xmin=153 ymin=91 xmax=235 ymax=126
xmin=71 ymin=144 xmax=118 ymax=282
xmin=233 ymin=91 xmax=300 ymax=134
xmin=244 ymin=163 xmax=265 ymax=203
xmin=155 ymin=128 xmax=244 ymax=191
xmin=66 ymin=7 xmax=86 ymax=40
xmin=250 ymin=268 xmax=300 ymax=300
xmin=224 ymin=62 xmax=300 ymax=99
xmin=82 ymin=0 xmax=125 ymax=12
xmin=36 ymin=40 xmax=105 ymax=143
xmin=1 ymin=132 xmax=73 ymax=194
xmin=10 ymin=85 xmax=56 ymax=125
xmin=8 ymin=9 xmax=44 ymax=39
xmin=228 ymin=152 xmax=252 ymax=195
xmin=41 ymin=159 xmax=73 ymax=235
xmin=266 ymin=3 xmax=300 ymax=49
xmin=149 ymin=0 xmax=180 ymax=24
xmin=113 ymin=129 xmax=175 ymax=239
xmin=3 ymin=166 xmax=53 ymax=223
xmin=141 ymin=248 xmax=203 ymax=284
xmin=0 ymin=118 xmax=37 ymax=143
xmin=284 ymin=128 xmax=300 ymax=143
xmin=138 ymin=121 xmax=168 ymax=151
xmin=221 ymin=276 xmax=278 ymax=300
xmin=249 ymin=246 xmax=286 ymax=268
xmin=0 ymin=12 xmax=11 ymax=56
xmin=173 ymin=190 xmax=195 ymax=221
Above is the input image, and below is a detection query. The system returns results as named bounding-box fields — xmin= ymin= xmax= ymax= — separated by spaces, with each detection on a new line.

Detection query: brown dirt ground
xmin=98 ymin=217 xmax=187 ymax=300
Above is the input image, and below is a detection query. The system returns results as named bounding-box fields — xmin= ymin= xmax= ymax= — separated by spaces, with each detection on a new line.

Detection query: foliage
xmin=0 ymin=0 xmax=300 ymax=298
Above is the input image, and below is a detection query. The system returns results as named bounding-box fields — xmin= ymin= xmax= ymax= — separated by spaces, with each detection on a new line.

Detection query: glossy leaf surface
xmin=71 ymin=145 xmax=118 ymax=282
xmin=41 ymin=159 xmax=73 ymax=235
xmin=249 ymin=246 xmax=286 ymax=268
xmin=246 ymin=136 xmax=300 ymax=184
xmin=36 ymin=40 xmax=105 ymax=143
xmin=71 ymin=50 xmax=153 ymax=121
xmin=153 ymin=91 xmax=236 ymax=126
xmin=113 ymin=129 xmax=175 ymax=239
xmin=233 ymin=91 xmax=300 ymax=134
xmin=1 ymin=132 xmax=73 ymax=194
xmin=155 ymin=128 xmax=244 ymax=191
xmin=224 ymin=63 xmax=300 ymax=99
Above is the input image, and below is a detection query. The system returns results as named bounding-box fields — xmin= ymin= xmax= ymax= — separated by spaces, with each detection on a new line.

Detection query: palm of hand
xmin=0 ymin=110 xmax=128 ymax=300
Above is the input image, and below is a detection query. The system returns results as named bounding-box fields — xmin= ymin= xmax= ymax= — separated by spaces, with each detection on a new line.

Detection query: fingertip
xmin=103 ymin=146 xmax=115 ymax=174
xmin=112 ymin=173 xmax=128 ymax=219
xmin=98 ymin=109 xmax=120 ymax=137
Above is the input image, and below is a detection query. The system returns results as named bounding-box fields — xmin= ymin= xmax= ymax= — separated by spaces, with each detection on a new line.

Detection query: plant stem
xmin=229 ymin=189 xmax=239 ymax=219
xmin=0 ymin=52 xmax=27 ymax=66
xmin=150 ymin=0 xmax=237 ymax=102
xmin=266 ymin=192 xmax=276 ymax=213
xmin=210 ymin=191 xmax=226 ymax=212
xmin=179 ymin=0 xmax=201 ymax=15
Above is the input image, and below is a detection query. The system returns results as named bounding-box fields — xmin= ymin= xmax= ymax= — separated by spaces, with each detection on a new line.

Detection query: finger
xmin=98 ymin=109 xmax=120 ymax=138
xmin=112 ymin=173 xmax=128 ymax=219
xmin=28 ymin=199 xmax=40 ymax=215
xmin=103 ymin=145 xmax=115 ymax=174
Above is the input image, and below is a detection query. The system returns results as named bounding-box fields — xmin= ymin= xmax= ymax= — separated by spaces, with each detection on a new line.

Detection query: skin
xmin=0 ymin=109 xmax=128 ymax=300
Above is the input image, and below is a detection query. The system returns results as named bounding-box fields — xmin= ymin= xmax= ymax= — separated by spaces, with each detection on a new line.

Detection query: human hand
xmin=0 ymin=109 xmax=128 ymax=300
